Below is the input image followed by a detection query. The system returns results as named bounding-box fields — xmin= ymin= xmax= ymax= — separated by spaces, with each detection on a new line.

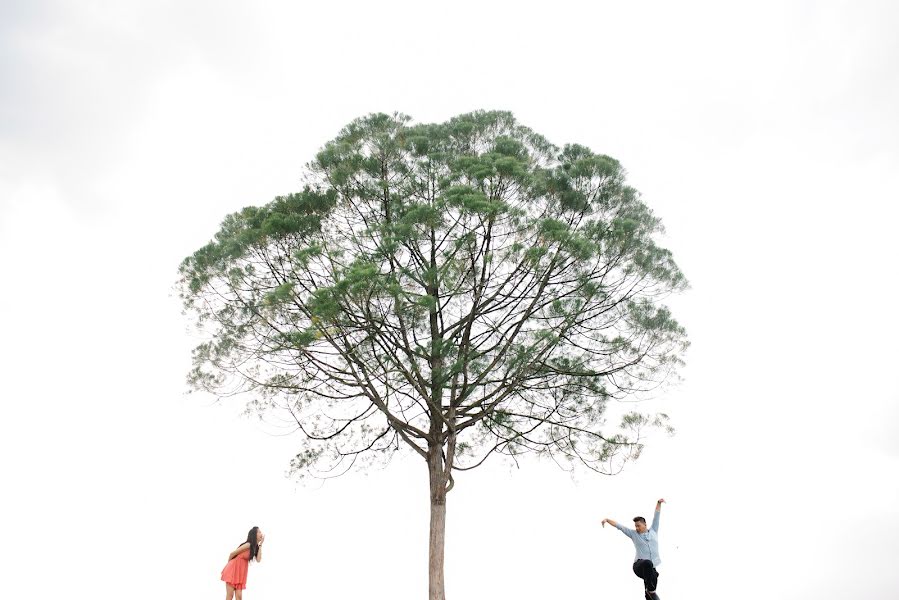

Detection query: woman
xmin=220 ymin=526 xmax=265 ymax=599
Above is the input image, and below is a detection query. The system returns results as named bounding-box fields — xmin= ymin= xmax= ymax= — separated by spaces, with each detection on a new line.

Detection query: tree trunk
xmin=428 ymin=448 xmax=447 ymax=600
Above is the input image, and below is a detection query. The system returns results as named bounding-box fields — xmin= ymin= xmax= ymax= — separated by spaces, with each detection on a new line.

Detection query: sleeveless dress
xmin=221 ymin=549 xmax=251 ymax=590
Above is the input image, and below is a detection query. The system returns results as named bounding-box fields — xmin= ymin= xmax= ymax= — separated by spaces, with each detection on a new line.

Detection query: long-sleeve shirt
xmin=615 ymin=509 xmax=662 ymax=568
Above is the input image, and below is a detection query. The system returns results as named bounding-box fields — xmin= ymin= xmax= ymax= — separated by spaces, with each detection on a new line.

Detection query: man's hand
xmin=601 ymin=518 xmax=617 ymax=528
xmin=657 ymin=498 xmax=665 ymax=505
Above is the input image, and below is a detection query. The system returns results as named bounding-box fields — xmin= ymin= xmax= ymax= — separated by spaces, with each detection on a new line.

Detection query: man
xmin=601 ymin=498 xmax=666 ymax=599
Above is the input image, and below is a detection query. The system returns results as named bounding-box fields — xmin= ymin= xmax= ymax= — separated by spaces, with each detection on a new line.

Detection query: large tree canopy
xmin=180 ymin=110 xmax=688 ymax=598
xmin=180 ymin=110 xmax=687 ymax=481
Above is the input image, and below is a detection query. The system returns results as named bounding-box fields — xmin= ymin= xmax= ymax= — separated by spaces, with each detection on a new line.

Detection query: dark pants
xmin=633 ymin=559 xmax=659 ymax=592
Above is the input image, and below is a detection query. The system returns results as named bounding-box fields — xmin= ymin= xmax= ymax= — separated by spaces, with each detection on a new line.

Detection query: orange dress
xmin=221 ymin=549 xmax=251 ymax=590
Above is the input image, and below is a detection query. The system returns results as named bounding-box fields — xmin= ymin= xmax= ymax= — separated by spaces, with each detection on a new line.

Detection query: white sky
xmin=2 ymin=1 xmax=898 ymax=598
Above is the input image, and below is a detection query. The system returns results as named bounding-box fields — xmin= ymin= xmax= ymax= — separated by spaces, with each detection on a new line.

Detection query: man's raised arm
xmin=652 ymin=498 xmax=665 ymax=532
xmin=602 ymin=518 xmax=636 ymax=538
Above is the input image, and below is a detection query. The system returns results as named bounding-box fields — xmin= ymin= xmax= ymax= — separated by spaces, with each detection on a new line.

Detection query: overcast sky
xmin=2 ymin=1 xmax=898 ymax=599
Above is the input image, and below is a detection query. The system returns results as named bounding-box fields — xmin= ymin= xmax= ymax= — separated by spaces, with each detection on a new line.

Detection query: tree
xmin=179 ymin=110 xmax=688 ymax=599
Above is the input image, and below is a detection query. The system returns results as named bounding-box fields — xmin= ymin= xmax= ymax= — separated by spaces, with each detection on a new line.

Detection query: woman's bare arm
xmin=228 ymin=542 xmax=250 ymax=560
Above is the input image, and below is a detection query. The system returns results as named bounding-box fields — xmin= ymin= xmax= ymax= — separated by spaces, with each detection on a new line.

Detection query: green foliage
xmin=178 ymin=110 xmax=689 ymax=479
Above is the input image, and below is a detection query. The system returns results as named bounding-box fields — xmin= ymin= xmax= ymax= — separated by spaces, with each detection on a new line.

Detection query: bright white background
xmin=2 ymin=1 xmax=897 ymax=598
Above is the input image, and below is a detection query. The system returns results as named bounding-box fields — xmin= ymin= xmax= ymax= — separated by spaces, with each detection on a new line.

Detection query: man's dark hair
xmin=633 ymin=516 xmax=646 ymax=525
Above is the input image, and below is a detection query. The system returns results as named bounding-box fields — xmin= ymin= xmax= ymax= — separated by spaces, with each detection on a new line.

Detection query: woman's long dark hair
xmin=241 ymin=526 xmax=260 ymax=562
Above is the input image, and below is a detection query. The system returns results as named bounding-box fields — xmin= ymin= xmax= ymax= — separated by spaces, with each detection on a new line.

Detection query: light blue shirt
xmin=615 ymin=510 xmax=662 ymax=568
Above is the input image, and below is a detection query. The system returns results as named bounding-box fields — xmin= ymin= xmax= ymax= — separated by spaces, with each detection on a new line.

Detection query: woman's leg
xmin=234 ymin=588 xmax=243 ymax=600
xmin=225 ymin=583 xmax=235 ymax=600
